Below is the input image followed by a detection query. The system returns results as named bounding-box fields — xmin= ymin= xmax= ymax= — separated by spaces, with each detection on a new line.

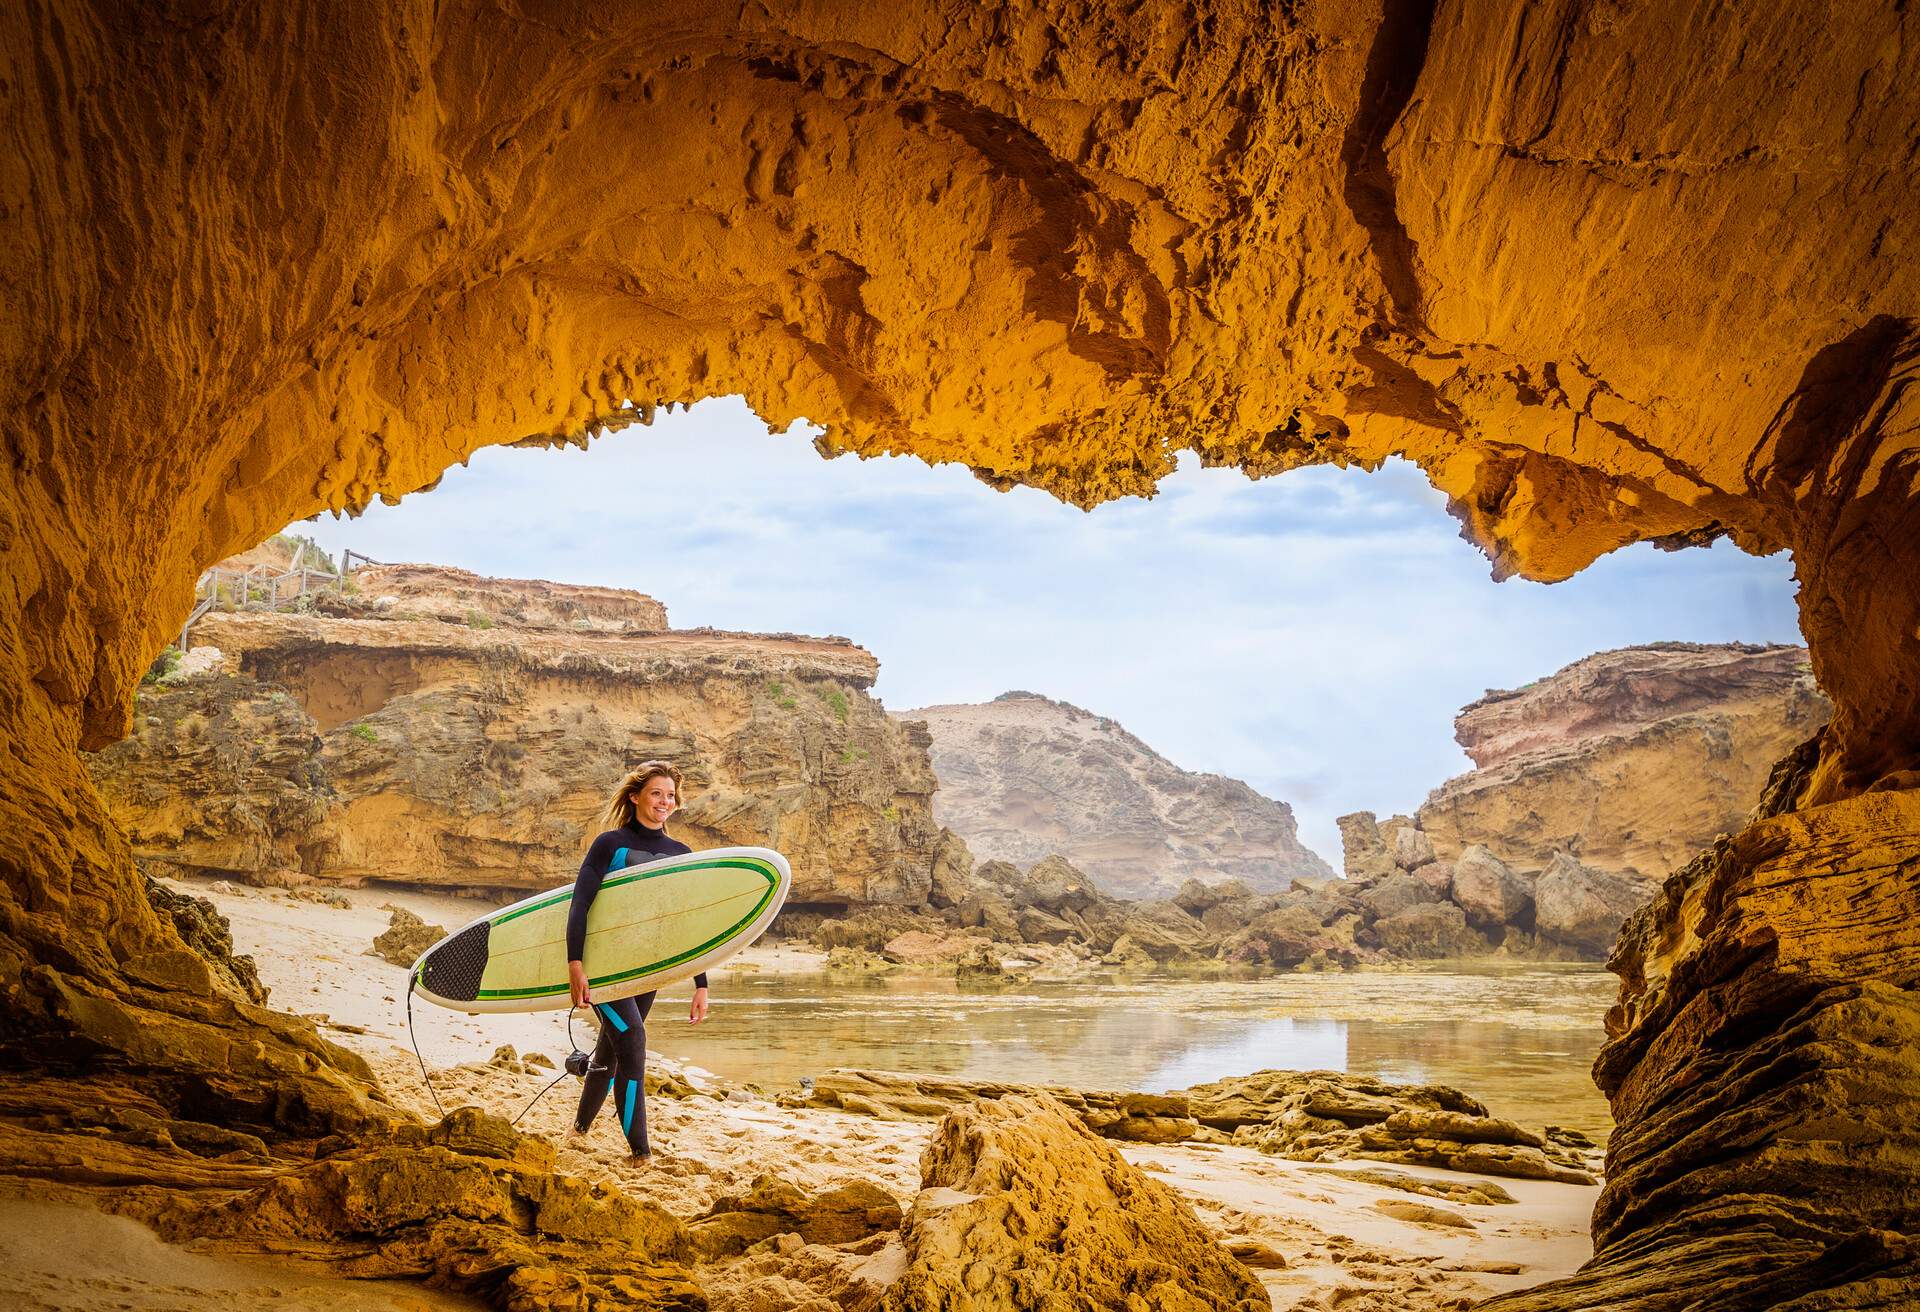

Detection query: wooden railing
xmin=179 ymin=543 xmax=380 ymax=649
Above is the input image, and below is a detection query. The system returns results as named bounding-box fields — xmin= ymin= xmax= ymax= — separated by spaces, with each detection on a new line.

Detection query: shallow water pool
xmin=652 ymin=963 xmax=1618 ymax=1139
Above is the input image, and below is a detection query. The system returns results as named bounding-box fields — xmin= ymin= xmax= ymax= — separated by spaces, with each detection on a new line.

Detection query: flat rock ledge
xmin=789 ymin=1067 xmax=1601 ymax=1184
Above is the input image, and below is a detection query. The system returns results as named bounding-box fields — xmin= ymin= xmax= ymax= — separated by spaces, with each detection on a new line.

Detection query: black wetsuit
xmin=568 ymin=820 xmax=706 ymax=1156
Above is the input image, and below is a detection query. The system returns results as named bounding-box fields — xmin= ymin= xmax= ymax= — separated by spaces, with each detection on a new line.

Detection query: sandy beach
xmin=18 ymin=872 xmax=1603 ymax=1311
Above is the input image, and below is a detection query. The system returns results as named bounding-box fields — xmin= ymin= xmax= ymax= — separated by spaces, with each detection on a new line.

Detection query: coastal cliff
xmin=1417 ymin=644 xmax=1831 ymax=879
xmin=90 ymin=564 xmax=948 ymax=909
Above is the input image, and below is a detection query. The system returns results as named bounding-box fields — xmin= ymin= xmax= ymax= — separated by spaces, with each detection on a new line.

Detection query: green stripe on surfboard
xmin=480 ymin=866 xmax=779 ymax=999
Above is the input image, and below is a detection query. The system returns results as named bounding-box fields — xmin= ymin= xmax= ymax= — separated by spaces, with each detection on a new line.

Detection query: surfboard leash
xmin=510 ymin=1007 xmax=589 ymax=1128
xmin=406 ymin=973 xmax=448 ymax=1119
xmin=406 ymin=975 xmax=589 ymax=1129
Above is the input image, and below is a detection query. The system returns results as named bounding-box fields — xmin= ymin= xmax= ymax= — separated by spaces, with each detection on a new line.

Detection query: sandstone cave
xmin=3 ymin=2 xmax=1917 ymax=1308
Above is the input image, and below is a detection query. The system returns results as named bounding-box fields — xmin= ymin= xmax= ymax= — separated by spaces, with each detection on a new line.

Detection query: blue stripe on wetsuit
xmin=622 ymin=1079 xmax=638 ymax=1134
xmin=596 ymin=1002 xmax=629 ymax=1033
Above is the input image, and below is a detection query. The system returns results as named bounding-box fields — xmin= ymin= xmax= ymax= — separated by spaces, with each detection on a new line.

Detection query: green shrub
xmin=882 ymin=803 xmax=899 ymax=823
xmin=348 ymin=722 xmax=378 ymax=743
xmin=817 ymin=686 xmax=850 ymax=722
xmin=765 ymin=680 xmax=798 ymax=710
xmin=141 ymin=648 xmax=182 ymax=684
xmin=465 ymin=609 xmax=495 ymax=629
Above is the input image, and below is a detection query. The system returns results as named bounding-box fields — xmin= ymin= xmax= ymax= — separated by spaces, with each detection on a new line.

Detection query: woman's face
xmin=634 ymin=775 xmax=678 ymax=827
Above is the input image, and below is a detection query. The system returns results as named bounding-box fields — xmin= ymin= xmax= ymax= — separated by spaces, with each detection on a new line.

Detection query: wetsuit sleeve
xmin=567 ymin=833 xmax=618 ymax=962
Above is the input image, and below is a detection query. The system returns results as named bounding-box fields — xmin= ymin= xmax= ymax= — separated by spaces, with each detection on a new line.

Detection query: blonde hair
xmin=601 ymin=760 xmax=684 ymax=829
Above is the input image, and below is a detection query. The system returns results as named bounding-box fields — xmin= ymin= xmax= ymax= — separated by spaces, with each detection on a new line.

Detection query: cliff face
xmin=89 ymin=568 xmax=945 ymax=908
xmin=1418 ymin=644 xmax=1832 ymax=880
xmin=5 ymin=4 xmax=1920 ymax=1307
xmin=905 ymin=692 xmax=1333 ymax=899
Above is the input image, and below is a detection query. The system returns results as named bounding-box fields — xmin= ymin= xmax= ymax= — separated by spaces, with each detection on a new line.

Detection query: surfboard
xmin=410 ymin=845 xmax=791 ymax=1014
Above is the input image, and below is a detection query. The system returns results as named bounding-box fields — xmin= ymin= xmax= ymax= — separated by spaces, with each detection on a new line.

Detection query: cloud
xmin=299 ymin=397 xmax=1803 ymax=865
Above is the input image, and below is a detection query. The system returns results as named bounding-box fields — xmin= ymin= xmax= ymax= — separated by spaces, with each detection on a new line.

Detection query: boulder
xmin=1337 ymin=811 xmax=1397 ymax=882
xmin=1016 ymin=853 xmax=1103 ymax=913
xmin=1220 ymin=905 xmax=1339 ymax=968
xmin=1393 ymin=826 xmax=1438 ymax=870
xmin=925 ymin=827 xmax=977 ymax=909
xmin=1370 ymin=903 xmax=1486 ymax=958
xmin=880 ymin=1095 xmax=1267 ymax=1311
xmin=1172 ymin=876 xmax=1256 ymax=916
xmin=370 ymin=907 xmax=446 ymax=967
xmin=1110 ymin=900 xmax=1212 ymax=960
xmin=1408 ymin=858 xmax=1453 ymax=895
xmin=1356 ymin=871 xmax=1443 ymax=920
xmin=952 ymin=890 xmax=1022 ymax=943
xmin=1449 ymin=845 xmax=1535 ymax=930
xmin=1533 ymin=851 xmax=1655 ymax=955
xmin=1015 ymin=905 xmax=1079 ymax=944
xmin=689 ymin=1175 xmax=902 ymax=1261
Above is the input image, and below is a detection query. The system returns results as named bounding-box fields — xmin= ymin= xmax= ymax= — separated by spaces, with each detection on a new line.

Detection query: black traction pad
xmin=419 ymin=919 xmax=490 ymax=1002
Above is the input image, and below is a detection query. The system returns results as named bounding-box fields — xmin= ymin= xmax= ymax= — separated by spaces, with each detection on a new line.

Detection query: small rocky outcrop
xmin=1183 ymin=1070 xmax=1599 ymax=1184
xmin=790 ymin=1067 xmax=1601 ymax=1184
xmin=370 ymin=907 xmax=446 ymax=967
xmin=1334 ymin=812 xmax=1656 ymax=960
xmin=141 ymin=874 xmax=267 ymax=1004
xmin=902 ymin=691 xmax=1334 ymax=898
xmin=880 ymin=1094 xmax=1268 ymax=1311
xmin=688 ymin=1175 xmax=901 ymax=1261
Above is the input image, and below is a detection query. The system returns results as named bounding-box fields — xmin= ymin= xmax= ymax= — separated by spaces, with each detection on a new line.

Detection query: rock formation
xmin=1335 ymin=810 xmax=1659 ymax=960
xmin=789 ymin=1067 xmax=1602 ymax=1184
xmin=881 ymin=1094 xmax=1269 ymax=1311
xmin=88 ymin=564 xmax=955 ymax=908
xmin=1418 ymin=644 xmax=1831 ymax=879
xmin=5 ymin=3 xmax=1919 ymax=1307
xmin=905 ymin=691 xmax=1333 ymax=897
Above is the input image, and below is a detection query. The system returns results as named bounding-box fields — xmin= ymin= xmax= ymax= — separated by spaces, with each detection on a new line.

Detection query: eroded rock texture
xmin=881 ymin=1094 xmax=1268 ymax=1311
xmin=905 ymin=691 xmax=1333 ymax=897
xmin=4 ymin=2 xmax=1919 ymax=1306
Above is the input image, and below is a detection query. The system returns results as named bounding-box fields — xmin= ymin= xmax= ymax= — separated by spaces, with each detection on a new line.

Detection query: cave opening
xmin=5 ymin=2 xmax=1918 ymax=1308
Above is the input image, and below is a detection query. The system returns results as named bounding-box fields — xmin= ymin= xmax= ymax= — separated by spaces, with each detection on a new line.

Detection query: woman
xmin=566 ymin=760 xmax=710 ymax=1161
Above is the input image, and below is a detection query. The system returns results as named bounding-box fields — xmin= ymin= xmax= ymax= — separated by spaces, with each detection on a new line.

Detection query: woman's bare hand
xmin=568 ymin=960 xmax=591 ymax=1009
xmin=689 ymin=986 xmax=709 ymax=1025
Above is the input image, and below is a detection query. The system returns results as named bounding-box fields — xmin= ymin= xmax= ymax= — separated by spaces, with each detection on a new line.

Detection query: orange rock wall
xmin=3 ymin=2 xmax=1919 ymax=1306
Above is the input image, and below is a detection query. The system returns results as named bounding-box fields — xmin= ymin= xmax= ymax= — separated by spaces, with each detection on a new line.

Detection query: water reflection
xmin=655 ymin=964 xmax=1617 ymax=1137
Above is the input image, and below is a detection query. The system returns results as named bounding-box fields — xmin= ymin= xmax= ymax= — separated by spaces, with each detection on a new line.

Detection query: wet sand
xmin=22 ymin=873 xmax=1604 ymax=1311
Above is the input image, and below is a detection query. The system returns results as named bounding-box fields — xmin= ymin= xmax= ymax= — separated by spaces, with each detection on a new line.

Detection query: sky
xmin=294 ymin=396 xmax=1803 ymax=865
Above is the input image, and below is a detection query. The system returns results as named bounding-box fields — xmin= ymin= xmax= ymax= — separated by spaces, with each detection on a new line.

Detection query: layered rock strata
xmin=1418 ymin=644 xmax=1831 ymax=879
xmin=790 ymin=1067 xmax=1601 ymax=1185
xmin=904 ymin=691 xmax=1333 ymax=897
xmin=4 ymin=3 xmax=1919 ymax=1307
xmin=90 ymin=571 xmax=952 ymax=907
xmin=1482 ymin=760 xmax=1920 ymax=1310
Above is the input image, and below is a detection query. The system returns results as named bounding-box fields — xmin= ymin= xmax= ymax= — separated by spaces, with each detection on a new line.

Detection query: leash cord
xmin=408 ymin=987 xmax=585 ymax=1128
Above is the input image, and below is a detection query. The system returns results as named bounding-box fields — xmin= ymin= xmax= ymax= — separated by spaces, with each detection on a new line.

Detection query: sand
xmin=15 ymin=872 xmax=1602 ymax=1311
